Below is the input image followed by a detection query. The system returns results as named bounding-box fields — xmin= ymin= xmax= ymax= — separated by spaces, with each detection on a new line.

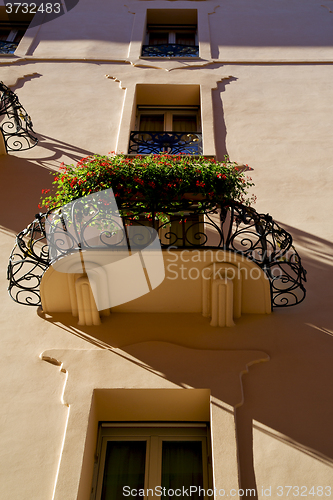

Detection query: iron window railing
xmin=142 ymin=44 xmax=199 ymax=58
xmin=128 ymin=131 xmax=202 ymax=155
xmin=0 ymin=40 xmax=19 ymax=54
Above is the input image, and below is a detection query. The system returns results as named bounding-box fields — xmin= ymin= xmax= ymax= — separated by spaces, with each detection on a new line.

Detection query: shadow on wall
xmin=208 ymin=3 xmax=333 ymax=59
xmin=35 ymin=223 xmax=333 ymax=498
xmin=0 ymin=137 xmax=93 ymax=232
xmin=0 ymin=155 xmax=51 ymax=232
xmin=3 ymin=142 xmax=333 ymax=498
xmin=23 ymin=133 xmax=94 ymax=168
xmin=234 ymin=225 xmax=333 ymax=497
xmin=212 ymin=78 xmax=237 ymax=161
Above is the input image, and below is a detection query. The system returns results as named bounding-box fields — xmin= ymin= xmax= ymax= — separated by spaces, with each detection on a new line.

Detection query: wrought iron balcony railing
xmin=7 ymin=199 xmax=306 ymax=309
xmin=142 ymin=44 xmax=199 ymax=58
xmin=128 ymin=131 xmax=202 ymax=155
xmin=0 ymin=81 xmax=38 ymax=151
xmin=0 ymin=40 xmax=19 ymax=54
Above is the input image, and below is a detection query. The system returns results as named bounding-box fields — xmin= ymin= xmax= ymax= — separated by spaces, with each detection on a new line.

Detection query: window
xmin=0 ymin=7 xmax=34 ymax=54
xmin=138 ymin=108 xmax=199 ymax=133
xmin=92 ymin=424 xmax=212 ymax=500
xmin=129 ymin=106 xmax=202 ymax=155
xmin=147 ymin=27 xmax=196 ymax=48
xmin=142 ymin=10 xmax=199 ymax=58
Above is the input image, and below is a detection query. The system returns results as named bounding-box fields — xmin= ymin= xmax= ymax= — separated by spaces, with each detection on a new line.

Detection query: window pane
xmin=139 ymin=114 xmax=165 ymax=132
xmin=101 ymin=441 xmax=146 ymax=500
xmin=149 ymin=32 xmax=169 ymax=45
xmin=0 ymin=29 xmax=11 ymax=41
xmin=161 ymin=441 xmax=203 ymax=500
xmin=172 ymin=115 xmax=197 ymax=132
xmin=176 ymin=33 xmax=196 ymax=46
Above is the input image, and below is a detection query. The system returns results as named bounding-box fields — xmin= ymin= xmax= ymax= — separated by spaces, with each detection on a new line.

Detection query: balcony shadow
xmin=20 ymin=132 xmax=94 ymax=167
xmin=0 ymin=136 xmax=93 ymax=232
xmin=33 ymin=220 xmax=333 ymax=497
xmin=3 ymin=141 xmax=332 ymax=497
xmin=0 ymin=155 xmax=51 ymax=232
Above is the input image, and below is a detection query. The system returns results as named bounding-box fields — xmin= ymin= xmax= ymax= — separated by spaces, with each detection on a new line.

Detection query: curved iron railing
xmin=142 ymin=44 xmax=199 ymax=57
xmin=0 ymin=41 xmax=19 ymax=54
xmin=129 ymin=131 xmax=202 ymax=155
xmin=0 ymin=81 xmax=38 ymax=151
xmin=7 ymin=214 xmax=49 ymax=307
xmin=7 ymin=200 xmax=306 ymax=308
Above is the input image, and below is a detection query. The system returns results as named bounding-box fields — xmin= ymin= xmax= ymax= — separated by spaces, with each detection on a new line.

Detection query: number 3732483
xmin=5 ymin=3 xmax=61 ymax=14
xmin=276 ymin=486 xmax=331 ymax=497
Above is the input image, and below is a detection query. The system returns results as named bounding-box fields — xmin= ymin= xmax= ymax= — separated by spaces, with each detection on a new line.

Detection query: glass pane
xmin=101 ymin=441 xmax=146 ymax=500
xmin=149 ymin=32 xmax=169 ymax=45
xmin=0 ymin=29 xmax=11 ymax=41
xmin=172 ymin=115 xmax=197 ymax=132
xmin=161 ymin=441 xmax=203 ymax=500
xmin=176 ymin=33 xmax=196 ymax=46
xmin=139 ymin=114 xmax=165 ymax=132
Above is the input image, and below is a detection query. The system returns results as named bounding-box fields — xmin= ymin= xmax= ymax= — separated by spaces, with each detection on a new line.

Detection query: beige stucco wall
xmin=0 ymin=0 xmax=333 ymax=499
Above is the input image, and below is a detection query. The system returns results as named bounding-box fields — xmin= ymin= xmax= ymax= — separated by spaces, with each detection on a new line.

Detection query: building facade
xmin=0 ymin=1 xmax=333 ymax=499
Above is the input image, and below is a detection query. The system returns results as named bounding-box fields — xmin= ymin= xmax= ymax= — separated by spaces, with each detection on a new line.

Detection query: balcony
xmin=7 ymin=199 xmax=306 ymax=312
xmin=7 ymin=153 xmax=307 ymax=324
xmin=128 ymin=131 xmax=202 ymax=155
xmin=142 ymin=44 xmax=199 ymax=58
xmin=0 ymin=40 xmax=18 ymax=54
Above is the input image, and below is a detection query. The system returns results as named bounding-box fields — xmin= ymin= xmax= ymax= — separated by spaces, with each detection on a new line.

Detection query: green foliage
xmin=39 ymin=153 xmax=255 ymax=212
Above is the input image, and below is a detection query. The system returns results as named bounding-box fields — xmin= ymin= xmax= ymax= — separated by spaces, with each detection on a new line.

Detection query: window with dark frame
xmin=92 ymin=424 xmax=212 ymax=500
xmin=129 ymin=106 xmax=202 ymax=155
xmin=142 ymin=9 xmax=199 ymax=58
xmin=0 ymin=7 xmax=34 ymax=54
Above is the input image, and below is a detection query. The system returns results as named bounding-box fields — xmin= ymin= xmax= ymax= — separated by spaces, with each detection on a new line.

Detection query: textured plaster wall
xmin=209 ymin=0 xmax=333 ymax=60
xmin=218 ymin=64 xmax=333 ymax=238
xmin=25 ymin=1 xmax=135 ymax=59
xmin=0 ymin=0 xmax=333 ymax=499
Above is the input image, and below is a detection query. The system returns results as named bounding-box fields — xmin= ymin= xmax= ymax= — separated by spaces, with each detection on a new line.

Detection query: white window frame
xmin=92 ymin=423 xmax=212 ymax=500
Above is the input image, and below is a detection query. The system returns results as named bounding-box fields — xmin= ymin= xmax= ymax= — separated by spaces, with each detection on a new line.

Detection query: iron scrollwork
xmin=142 ymin=44 xmax=199 ymax=58
xmin=45 ymin=192 xmax=129 ymax=264
xmin=7 ymin=200 xmax=306 ymax=308
xmin=0 ymin=40 xmax=19 ymax=54
xmin=7 ymin=214 xmax=49 ymax=306
xmin=0 ymin=81 xmax=38 ymax=151
xmin=129 ymin=131 xmax=202 ymax=155
xmin=218 ymin=204 xmax=307 ymax=307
